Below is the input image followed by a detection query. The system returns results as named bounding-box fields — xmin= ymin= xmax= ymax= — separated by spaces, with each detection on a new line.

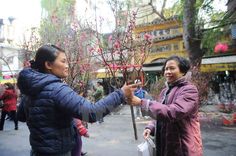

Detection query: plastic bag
xmin=137 ymin=137 xmax=156 ymax=156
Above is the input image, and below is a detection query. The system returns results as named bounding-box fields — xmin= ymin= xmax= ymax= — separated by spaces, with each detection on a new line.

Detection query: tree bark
xmin=183 ymin=0 xmax=203 ymax=69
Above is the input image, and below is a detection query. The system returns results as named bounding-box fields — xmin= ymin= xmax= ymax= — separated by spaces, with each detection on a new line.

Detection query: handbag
xmin=137 ymin=137 xmax=156 ymax=156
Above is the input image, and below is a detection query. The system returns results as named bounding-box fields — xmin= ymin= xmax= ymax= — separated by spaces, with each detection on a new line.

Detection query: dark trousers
xmin=71 ymin=134 xmax=82 ymax=156
xmin=30 ymin=150 xmax=71 ymax=156
xmin=0 ymin=110 xmax=18 ymax=130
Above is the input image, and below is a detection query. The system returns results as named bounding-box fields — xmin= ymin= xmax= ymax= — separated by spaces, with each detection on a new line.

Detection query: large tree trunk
xmin=183 ymin=0 xmax=203 ymax=69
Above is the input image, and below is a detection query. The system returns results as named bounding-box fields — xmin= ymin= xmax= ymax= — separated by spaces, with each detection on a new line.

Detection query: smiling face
xmin=45 ymin=52 xmax=69 ymax=78
xmin=164 ymin=60 xmax=184 ymax=83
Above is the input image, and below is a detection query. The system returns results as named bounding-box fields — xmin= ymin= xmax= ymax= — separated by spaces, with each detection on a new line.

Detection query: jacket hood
xmin=17 ymin=68 xmax=61 ymax=96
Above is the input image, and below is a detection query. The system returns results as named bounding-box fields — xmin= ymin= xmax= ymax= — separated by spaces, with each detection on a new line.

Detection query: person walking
xmin=134 ymin=79 xmax=146 ymax=119
xmin=17 ymin=44 xmax=137 ymax=156
xmin=131 ymin=55 xmax=203 ymax=156
xmin=72 ymin=119 xmax=89 ymax=156
xmin=92 ymin=80 xmax=104 ymax=123
xmin=0 ymin=83 xmax=18 ymax=130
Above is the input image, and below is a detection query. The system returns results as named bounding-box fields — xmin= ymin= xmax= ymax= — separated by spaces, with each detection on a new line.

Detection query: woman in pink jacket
xmin=132 ymin=56 xmax=203 ymax=156
xmin=0 ymin=83 xmax=18 ymax=130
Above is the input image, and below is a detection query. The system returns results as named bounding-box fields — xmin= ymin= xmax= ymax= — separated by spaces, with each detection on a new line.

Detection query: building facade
xmin=134 ymin=14 xmax=236 ymax=104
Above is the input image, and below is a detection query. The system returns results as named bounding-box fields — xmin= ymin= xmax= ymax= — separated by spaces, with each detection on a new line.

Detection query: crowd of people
xmin=0 ymin=44 xmax=203 ymax=156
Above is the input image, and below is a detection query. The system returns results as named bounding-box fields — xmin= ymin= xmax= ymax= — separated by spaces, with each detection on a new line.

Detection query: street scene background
xmin=0 ymin=105 xmax=236 ymax=156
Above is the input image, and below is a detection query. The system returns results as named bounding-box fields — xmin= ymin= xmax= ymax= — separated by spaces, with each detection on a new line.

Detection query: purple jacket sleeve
xmin=145 ymin=120 xmax=156 ymax=134
xmin=141 ymin=85 xmax=199 ymax=122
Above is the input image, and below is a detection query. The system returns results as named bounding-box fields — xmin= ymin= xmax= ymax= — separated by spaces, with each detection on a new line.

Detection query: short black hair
xmin=4 ymin=83 xmax=14 ymax=90
xmin=162 ymin=55 xmax=190 ymax=75
xmin=97 ymin=81 xmax=103 ymax=85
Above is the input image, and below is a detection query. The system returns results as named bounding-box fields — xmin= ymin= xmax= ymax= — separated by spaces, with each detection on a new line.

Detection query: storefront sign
xmin=200 ymin=63 xmax=236 ymax=72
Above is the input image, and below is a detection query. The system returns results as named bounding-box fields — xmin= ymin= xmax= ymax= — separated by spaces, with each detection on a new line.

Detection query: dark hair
xmin=4 ymin=83 xmax=14 ymax=90
xmin=30 ymin=44 xmax=65 ymax=72
xmin=162 ymin=55 xmax=190 ymax=75
xmin=97 ymin=81 xmax=103 ymax=86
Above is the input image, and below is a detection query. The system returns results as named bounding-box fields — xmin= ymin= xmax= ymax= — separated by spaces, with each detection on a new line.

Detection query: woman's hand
xmin=143 ymin=129 xmax=151 ymax=139
xmin=121 ymin=83 xmax=138 ymax=102
xmin=130 ymin=96 xmax=142 ymax=106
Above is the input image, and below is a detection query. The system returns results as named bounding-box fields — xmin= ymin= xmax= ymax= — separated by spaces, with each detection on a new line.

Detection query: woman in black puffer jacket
xmin=17 ymin=44 xmax=136 ymax=156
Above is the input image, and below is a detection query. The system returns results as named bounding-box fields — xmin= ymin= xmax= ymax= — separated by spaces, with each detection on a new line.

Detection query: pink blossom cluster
xmin=214 ymin=43 xmax=228 ymax=53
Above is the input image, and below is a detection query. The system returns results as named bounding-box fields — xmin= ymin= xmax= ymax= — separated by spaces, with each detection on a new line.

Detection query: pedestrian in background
xmin=72 ymin=119 xmax=89 ymax=156
xmin=0 ymin=83 xmax=18 ymax=130
xmin=92 ymin=80 xmax=105 ymax=123
xmin=134 ymin=79 xmax=146 ymax=119
xmin=17 ymin=44 xmax=137 ymax=156
xmin=131 ymin=55 xmax=203 ymax=156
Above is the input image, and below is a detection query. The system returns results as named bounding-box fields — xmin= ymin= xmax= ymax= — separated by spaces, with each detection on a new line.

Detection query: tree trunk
xmin=183 ymin=0 xmax=203 ymax=69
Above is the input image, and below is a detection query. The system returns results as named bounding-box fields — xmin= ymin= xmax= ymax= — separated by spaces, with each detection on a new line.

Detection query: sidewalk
xmin=82 ymin=105 xmax=149 ymax=156
xmin=0 ymin=105 xmax=236 ymax=156
xmin=199 ymin=105 xmax=236 ymax=126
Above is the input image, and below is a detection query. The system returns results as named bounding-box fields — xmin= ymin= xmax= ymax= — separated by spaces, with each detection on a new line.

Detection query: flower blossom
xmin=214 ymin=43 xmax=228 ymax=53
xmin=144 ymin=33 xmax=152 ymax=41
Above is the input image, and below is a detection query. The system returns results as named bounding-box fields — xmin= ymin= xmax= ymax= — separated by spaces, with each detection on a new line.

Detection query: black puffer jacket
xmin=17 ymin=68 xmax=125 ymax=155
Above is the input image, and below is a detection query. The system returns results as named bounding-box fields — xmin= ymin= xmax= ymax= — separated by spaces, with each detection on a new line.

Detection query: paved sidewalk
xmin=199 ymin=105 xmax=236 ymax=126
xmin=0 ymin=105 xmax=236 ymax=156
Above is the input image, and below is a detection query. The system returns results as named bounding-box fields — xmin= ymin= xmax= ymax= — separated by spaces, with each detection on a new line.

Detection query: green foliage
xmin=202 ymin=28 xmax=228 ymax=56
xmin=163 ymin=2 xmax=183 ymax=18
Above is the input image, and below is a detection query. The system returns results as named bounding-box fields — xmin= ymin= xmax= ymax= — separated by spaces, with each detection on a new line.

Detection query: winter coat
xmin=93 ymin=86 xmax=104 ymax=102
xmin=141 ymin=77 xmax=203 ymax=156
xmin=134 ymin=87 xmax=146 ymax=99
xmin=0 ymin=89 xmax=17 ymax=112
xmin=17 ymin=68 xmax=125 ymax=155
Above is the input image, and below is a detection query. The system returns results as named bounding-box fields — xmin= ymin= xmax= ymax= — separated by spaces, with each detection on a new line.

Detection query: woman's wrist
xmin=141 ymin=99 xmax=150 ymax=112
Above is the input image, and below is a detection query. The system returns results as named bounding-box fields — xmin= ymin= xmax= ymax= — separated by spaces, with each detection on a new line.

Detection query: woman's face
xmin=164 ymin=60 xmax=184 ymax=83
xmin=46 ymin=52 xmax=69 ymax=78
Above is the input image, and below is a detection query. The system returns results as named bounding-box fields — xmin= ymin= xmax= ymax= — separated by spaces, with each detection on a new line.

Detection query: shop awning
xmin=0 ymin=78 xmax=17 ymax=84
xmin=142 ymin=66 xmax=163 ymax=71
xmin=96 ymin=69 xmax=123 ymax=78
xmin=142 ymin=55 xmax=236 ymax=72
xmin=201 ymin=55 xmax=236 ymax=64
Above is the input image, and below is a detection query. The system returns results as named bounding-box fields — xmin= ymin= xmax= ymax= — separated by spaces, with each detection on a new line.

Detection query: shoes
xmin=15 ymin=127 xmax=18 ymax=130
xmin=81 ymin=152 xmax=87 ymax=156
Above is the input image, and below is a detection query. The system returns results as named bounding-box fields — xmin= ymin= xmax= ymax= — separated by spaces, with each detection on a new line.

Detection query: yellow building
xmin=134 ymin=16 xmax=236 ymax=73
xmin=134 ymin=16 xmax=187 ymax=67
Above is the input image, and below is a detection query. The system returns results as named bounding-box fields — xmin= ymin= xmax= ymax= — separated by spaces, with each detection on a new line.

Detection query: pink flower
xmin=88 ymin=47 xmax=94 ymax=53
xmin=114 ymin=40 xmax=121 ymax=49
xmin=214 ymin=43 xmax=228 ymax=53
xmin=109 ymin=63 xmax=118 ymax=70
xmin=108 ymin=35 xmax=112 ymax=42
xmin=144 ymin=33 xmax=152 ymax=41
xmin=97 ymin=47 xmax=103 ymax=54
